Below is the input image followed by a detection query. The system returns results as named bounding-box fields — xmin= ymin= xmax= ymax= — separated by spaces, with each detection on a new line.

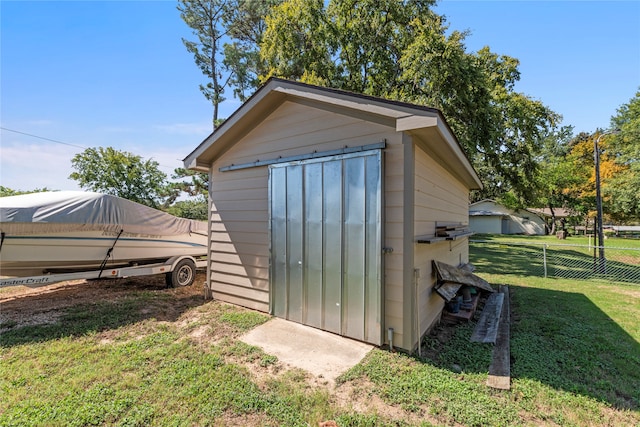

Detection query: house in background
xmin=469 ymin=199 xmax=547 ymax=235
xmin=184 ymin=78 xmax=482 ymax=352
xmin=527 ymin=207 xmax=575 ymax=234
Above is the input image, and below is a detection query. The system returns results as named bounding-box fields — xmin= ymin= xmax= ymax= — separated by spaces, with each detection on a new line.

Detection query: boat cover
xmin=0 ymin=191 xmax=208 ymax=236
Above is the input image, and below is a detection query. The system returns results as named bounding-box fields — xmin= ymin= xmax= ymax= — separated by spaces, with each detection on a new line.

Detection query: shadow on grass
xmin=471 ymin=242 xmax=640 ymax=284
xmin=510 ymin=285 xmax=640 ymax=409
xmin=470 ymin=242 xmax=545 ymax=276
xmin=427 ymin=286 xmax=640 ymax=411
xmin=0 ymin=276 xmax=207 ymax=347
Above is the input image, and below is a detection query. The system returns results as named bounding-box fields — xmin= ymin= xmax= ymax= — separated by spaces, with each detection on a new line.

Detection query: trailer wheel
xmin=166 ymin=258 xmax=196 ymax=288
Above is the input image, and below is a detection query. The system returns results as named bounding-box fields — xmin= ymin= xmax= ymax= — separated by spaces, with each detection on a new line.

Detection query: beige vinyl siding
xmin=209 ymin=165 xmax=270 ymax=311
xmin=218 ymin=101 xmax=393 ymax=169
xmin=208 ymin=100 xmax=401 ymax=316
xmin=413 ymin=145 xmax=470 ymax=346
xmin=382 ymin=137 xmax=407 ymax=348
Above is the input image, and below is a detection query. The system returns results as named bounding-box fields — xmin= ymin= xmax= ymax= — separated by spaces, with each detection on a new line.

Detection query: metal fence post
xmin=543 ymin=244 xmax=548 ymax=278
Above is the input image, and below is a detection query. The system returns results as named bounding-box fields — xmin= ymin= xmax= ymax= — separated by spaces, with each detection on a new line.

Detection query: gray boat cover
xmin=0 ymin=191 xmax=208 ymax=236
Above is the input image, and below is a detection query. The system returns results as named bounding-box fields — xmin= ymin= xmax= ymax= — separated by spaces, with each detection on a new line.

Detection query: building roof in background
xmin=527 ymin=207 xmax=575 ymax=218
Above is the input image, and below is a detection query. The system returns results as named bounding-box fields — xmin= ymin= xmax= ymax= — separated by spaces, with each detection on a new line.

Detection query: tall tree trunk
xmin=548 ymin=205 xmax=557 ymax=235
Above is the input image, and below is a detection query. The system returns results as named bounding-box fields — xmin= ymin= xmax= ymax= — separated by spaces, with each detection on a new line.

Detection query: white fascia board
xmin=184 ymin=159 xmax=210 ymax=172
xmin=395 ymin=115 xmax=438 ymax=132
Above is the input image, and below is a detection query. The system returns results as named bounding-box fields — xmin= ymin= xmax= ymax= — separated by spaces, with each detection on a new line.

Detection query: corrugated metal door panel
xmin=365 ymin=154 xmax=383 ymax=342
xmin=286 ymin=165 xmax=304 ymax=323
xmin=322 ymin=159 xmax=342 ymax=335
xmin=304 ymin=162 xmax=324 ymax=329
xmin=343 ymin=156 xmax=367 ymax=341
xmin=269 ymin=150 xmax=382 ymax=345
xmin=270 ymin=167 xmax=287 ymax=319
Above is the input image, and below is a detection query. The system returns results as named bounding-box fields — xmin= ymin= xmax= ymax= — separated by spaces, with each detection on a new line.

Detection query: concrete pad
xmin=240 ymin=318 xmax=373 ymax=383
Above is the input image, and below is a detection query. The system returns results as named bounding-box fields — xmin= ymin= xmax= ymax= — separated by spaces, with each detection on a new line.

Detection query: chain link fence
xmin=469 ymin=240 xmax=640 ymax=285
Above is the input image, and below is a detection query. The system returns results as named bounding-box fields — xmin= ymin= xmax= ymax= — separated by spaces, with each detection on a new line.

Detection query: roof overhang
xmin=183 ymin=78 xmax=482 ymax=190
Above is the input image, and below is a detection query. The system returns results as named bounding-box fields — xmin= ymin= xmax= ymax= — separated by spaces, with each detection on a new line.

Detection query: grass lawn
xmin=471 ymin=234 xmax=640 ymax=283
xmin=1 ymin=241 xmax=639 ymax=426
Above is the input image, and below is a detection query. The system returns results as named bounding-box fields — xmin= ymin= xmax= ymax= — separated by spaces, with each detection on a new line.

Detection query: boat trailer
xmin=0 ymin=255 xmax=206 ymax=289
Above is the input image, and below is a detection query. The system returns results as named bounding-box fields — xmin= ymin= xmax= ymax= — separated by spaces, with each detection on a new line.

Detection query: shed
xmin=184 ymin=78 xmax=482 ymax=352
xmin=469 ymin=199 xmax=546 ymax=235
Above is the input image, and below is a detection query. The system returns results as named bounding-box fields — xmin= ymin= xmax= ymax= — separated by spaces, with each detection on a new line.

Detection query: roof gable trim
xmin=396 ymin=116 xmax=438 ymax=131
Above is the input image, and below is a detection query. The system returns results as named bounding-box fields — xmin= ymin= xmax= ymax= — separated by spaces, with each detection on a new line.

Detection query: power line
xmin=1 ymin=127 xmax=87 ymax=150
xmin=0 ymin=126 xmax=179 ymax=171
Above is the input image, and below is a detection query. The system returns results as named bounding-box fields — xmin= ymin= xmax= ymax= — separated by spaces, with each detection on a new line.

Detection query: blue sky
xmin=1 ymin=0 xmax=639 ymax=192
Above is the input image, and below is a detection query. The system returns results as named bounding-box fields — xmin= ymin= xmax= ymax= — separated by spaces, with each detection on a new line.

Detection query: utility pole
xmin=593 ymin=129 xmax=620 ymax=274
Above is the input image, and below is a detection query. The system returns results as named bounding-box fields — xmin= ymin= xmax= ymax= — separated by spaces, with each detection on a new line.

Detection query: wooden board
xmin=434 ymin=281 xmax=462 ymax=302
xmin=470 ymin=292 xmax=504 ymax=343
xmin=432 ymin=261 xmax=495 ymax=293
xmin=487 ymin=285 xmax=511 ymax=390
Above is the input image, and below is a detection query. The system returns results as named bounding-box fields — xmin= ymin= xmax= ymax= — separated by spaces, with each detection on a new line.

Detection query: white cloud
xmin=0 ymin=141 xmax=197 ymax=193
xmin=0 ymin=142 xmax=82 ymax=191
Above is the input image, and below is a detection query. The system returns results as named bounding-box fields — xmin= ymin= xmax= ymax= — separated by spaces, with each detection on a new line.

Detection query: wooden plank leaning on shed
xmin=432 ymin=260 xmax=495 ymax=302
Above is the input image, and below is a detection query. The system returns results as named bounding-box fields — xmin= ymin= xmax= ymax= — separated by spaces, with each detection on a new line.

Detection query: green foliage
xmin=163 ymin=167 xmax=209 ymax=215
xmin=178 ymin=0 xmax=230 ymax=125
xmin=0 ymin=186 xmax=53 ymax=197
xmin=528 ymin=125 xmax=584 ymax=231
xmin=260 ymin=0 xmax=559 ymax=204
xmin=164 ymin=198 xmax=208 ymax=220
xmin=223 ymin=0 xmax=281 ymax=101
xmin=69 ymin=146 xmax=167 ymax=208
xmin=179 ymin=0 xmax=281 ymax=125
xmin=261 ymin=0 xmax=334 ymax=83
xmin=604 ymin=90 xmax=640 ymax=221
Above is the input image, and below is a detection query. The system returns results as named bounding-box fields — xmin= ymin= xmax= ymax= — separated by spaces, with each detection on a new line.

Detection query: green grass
xmin=471 ymin=234 xmax=640 ymax=283
xmin=2 ymin=243 xmax=639 ymax=426
xmin=473 ymin=233 xmax=640 ymax=248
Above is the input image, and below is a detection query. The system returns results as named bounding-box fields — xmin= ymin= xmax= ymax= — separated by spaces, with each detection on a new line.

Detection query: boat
xmin=0 ymin=191 xmax=208 ymax=278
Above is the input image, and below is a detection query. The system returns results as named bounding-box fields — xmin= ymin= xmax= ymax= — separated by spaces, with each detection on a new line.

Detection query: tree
xmin=604 ymin=90 xmax=640 ymax=222
xmin=179 ymin=0 xmax=234 ymax=127
xmin=69 ymin=147 xmax=167 ymax=208
xmin=179 ymin=0 xmax=280 ymax=126
xmin=167 ymin=168 xmax=208 ymax=201
xmin=562 ymin=129 xmax=634 ymax=225
xmin=261 ymin=0 xmax=335 ymax=83
xmin=223 ymin=0 xmax=282 ymax=101
xmin=260 ymin=0 xmax=559 ymax=204
xmin=164 ymin=198 xmax=208 ymax=220
xmin=532 ymin=125 xmax=584 ymax=233
xmin=163 ymin=167 xmax=209 ymax=218
xmin=0 ymin=187 xmax=53 ymax=197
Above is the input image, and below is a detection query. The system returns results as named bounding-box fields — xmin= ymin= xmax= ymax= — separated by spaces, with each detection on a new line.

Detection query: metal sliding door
xmin=269 ymin=150 xmax=382 ymax=345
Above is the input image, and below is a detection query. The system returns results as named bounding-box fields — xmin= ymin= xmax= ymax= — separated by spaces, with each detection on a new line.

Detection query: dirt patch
xmin=0 ymin=273 xmax=420 ymax=424
xmin=0 ymin=273 xmax=207 ymax=332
